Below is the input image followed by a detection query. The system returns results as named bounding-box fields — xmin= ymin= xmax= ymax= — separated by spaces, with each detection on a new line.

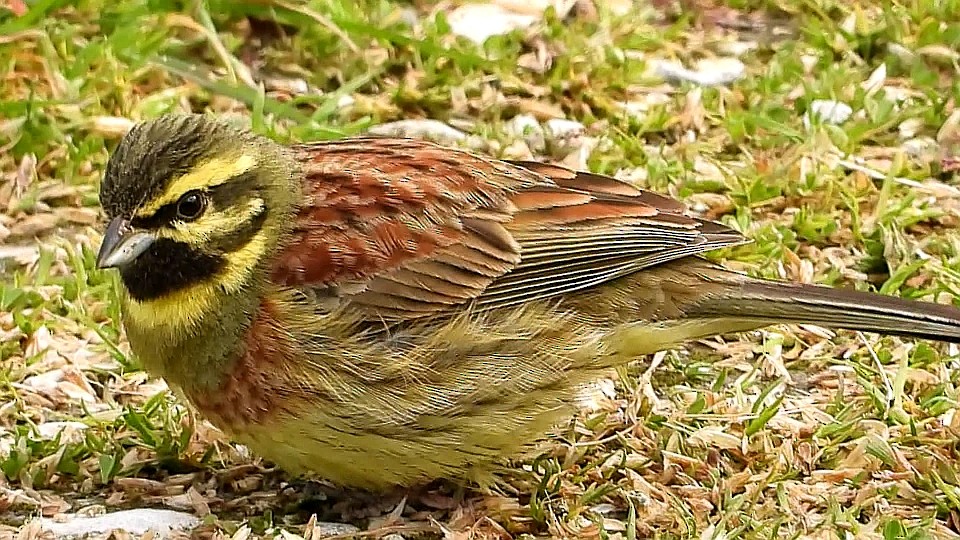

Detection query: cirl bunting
xmin=96 ymin=114 xmax=960 ymax=490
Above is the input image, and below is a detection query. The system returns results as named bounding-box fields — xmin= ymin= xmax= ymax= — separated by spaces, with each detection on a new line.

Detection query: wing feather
xmin=270 ymin=137 xmax=748 ymax=319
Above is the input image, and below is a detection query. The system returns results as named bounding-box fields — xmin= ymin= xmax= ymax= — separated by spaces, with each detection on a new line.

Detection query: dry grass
xmin=2 ymin=0 xmax=960 ymax=538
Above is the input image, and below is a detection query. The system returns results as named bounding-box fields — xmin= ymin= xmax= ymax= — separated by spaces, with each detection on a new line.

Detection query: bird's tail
xmin=604 ymin=259 xmax=960 ymax=359
xmin=685 ymin=270 xmax=960 ymax=344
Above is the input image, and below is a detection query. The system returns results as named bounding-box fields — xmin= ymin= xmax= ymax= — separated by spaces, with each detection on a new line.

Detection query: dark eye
xmin=175 ymin=191 xmax=206 ymax=221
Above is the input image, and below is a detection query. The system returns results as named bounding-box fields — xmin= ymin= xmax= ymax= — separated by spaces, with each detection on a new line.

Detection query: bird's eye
xmin=175 ymin=191 xmax=206 ymax=221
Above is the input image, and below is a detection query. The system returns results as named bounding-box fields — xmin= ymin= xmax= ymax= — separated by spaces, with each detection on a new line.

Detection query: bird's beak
xmin=96 ymin=217 xmax=155 ymax=269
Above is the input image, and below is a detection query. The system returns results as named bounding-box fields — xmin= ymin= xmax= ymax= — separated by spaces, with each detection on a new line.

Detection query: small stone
xmin=917 ymin=44 xmax=960 ymax=63
xmin=861 ymin=64 xmax=886 ymax=96
xmin=0 ymin=245 xmax=39 ymax=267
xmin=502 ymin=139 xmax=534 ymax=160
xmin=447 ymin=4 xmax=537 ymax=44
xmin=717 ymin=40 xmax=758 ymax=57
xmin=56 ymin=207 xmax=99 ymax=225
xmin=25 ymin=368 xmax=64 ymax=393
xmin=37 ymin=184 xmax=84 ymax=204
xmin=653 ymin=57 xmax=745 ymax=87
xmin=898 ymin=118 xmax=924 ymax=140
xmin=35 ymin=509 xmax=200 ymax=538
xmin=367 ymin=120 xmax=467 ymax=146
xmin=36 ymin=422 xmax=88 ymax=443
xmin=887 ymin=43 xmax=915 ymax=63
xmin=901 ymin=137 xmax=939 ymax=159
xmin=337 ymin=94 xmax=356 ymax=110
xmin=882 ymin=86 xmax=915 ymax=103
xmin=218 ymin=113 xmax=254 ymax=131
xmin=939 ymin=109 xmax=960 ymax=143
xmin=9 ymin=213 xmax=60 ymax=239
xmin=544 ymin=118 xmax=591 ymax=161
xmin=23 ymin=326 xmax=53 ymax=357
xmin=544 ymin=118 xmax=585 ymax=144
xmin=397 ymin=7 xmax=418 ymax=26
xmin=90 ymin=116 xmax=135 ymax=138
xmin=806 ymin=100 xmax=853 ymax=126
xmin=497 ymin=0 xmax=578 ymax=18
xmin=507 ymin=114 xmax=546 ymax=153
xmin=265 ymin=77 xmax=309 ymax=95
xmin=15 ymin=153 xmax=36 ymax=197
xmin=311 ymin=522 xmax=361 ymax=537
xmin=692 ymin=57 xmax=746 ymax=85
xmin=559 ymin=136 xmax=598 ymax=170
xmin=465 ymin=135 xmax=493 ymax=152
xmin=618 ymin=92 xmax=671 ymax=120
xmin=693 ymin=157 xmax=725 ymax=182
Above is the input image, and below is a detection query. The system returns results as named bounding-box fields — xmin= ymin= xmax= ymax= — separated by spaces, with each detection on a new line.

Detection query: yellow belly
xmin=219 ymin=398 xmax=573 ymax=490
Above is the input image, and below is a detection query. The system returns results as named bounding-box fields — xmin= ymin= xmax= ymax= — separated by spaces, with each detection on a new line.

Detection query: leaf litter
xmin=3 ymin=0 xmax=960 ymax=538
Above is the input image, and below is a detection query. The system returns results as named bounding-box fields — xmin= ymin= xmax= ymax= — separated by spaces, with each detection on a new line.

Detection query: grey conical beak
xmin=96 ymin=217 xmax=155 ymax=269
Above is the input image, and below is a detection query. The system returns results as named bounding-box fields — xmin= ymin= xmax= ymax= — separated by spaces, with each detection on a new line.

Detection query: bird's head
xmin=97 ymin=114 xmax=300 ymax=328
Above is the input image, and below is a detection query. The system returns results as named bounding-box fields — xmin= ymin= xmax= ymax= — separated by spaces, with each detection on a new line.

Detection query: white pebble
xmin=507 ymin=114 xmax=546 ymax=152
xmin=806 ymin=100 xmax=853 ymax=126
xmin=653 ymin=57 xmax=745 ymax=87
xmin=367 ymin=119 xmax=467 ymax=145
xmin=36 ymin=509 xmax=200 ymax=539
xmin=447 ymin=4 xmax=537 ymax=44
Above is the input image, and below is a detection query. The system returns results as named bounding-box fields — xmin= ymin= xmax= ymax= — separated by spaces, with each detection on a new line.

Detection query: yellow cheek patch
xmin=135 ymin=154 xmax=257 ymax=218
xmin=122 ymin=226 xmax=272 ymax=335
xmin=218 ymin=225 xmax=270 ymax=293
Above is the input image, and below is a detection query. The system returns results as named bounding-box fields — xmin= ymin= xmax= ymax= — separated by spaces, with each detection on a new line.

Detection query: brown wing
xmin=270 ymin=137 xmax=747 ymax=319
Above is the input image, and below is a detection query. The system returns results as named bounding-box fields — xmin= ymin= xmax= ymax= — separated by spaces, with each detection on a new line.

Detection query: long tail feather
xmin=688 ymin=277 xmax=960 ymax=344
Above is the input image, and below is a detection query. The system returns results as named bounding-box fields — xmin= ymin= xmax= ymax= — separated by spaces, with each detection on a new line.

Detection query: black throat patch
xmin=120 ymin=238 xmax=225 ymax=301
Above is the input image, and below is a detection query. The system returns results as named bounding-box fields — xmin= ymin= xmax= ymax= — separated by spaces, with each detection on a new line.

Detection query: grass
xmin=2 ymin=0 xmax=960 ymax=538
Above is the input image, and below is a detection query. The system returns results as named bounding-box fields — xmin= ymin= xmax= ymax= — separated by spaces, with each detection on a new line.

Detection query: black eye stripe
xmin=131 ymin=171 xmax=259 ymax=228
xmin=210 ymin=205 xmax=269 ymax=253
xmin=131 ymin=203 xmax=178 ymax=229
xmin=208 ymin=171 xmax=258 ymax=209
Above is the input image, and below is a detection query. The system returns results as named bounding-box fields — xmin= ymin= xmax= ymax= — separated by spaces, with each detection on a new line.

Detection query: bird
xmin=96 ymin=113 xmax=960 ymax=491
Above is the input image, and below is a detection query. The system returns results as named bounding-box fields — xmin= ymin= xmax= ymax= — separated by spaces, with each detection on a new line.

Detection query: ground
xmin=2 ymin=0 xmax=960 ymax=538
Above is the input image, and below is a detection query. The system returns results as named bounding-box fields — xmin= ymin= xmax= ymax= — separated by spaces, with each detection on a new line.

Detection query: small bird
xmin=97 ymin=114 xmax=960 ymax=490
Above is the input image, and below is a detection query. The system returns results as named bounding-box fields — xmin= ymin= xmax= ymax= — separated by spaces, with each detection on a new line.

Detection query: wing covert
xmin=270 ymin=137 xmax=747 ymax=319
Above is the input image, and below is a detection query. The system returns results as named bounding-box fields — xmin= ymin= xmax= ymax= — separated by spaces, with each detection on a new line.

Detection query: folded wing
xmin=271 ymin=138 xmax=747 ymax=319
